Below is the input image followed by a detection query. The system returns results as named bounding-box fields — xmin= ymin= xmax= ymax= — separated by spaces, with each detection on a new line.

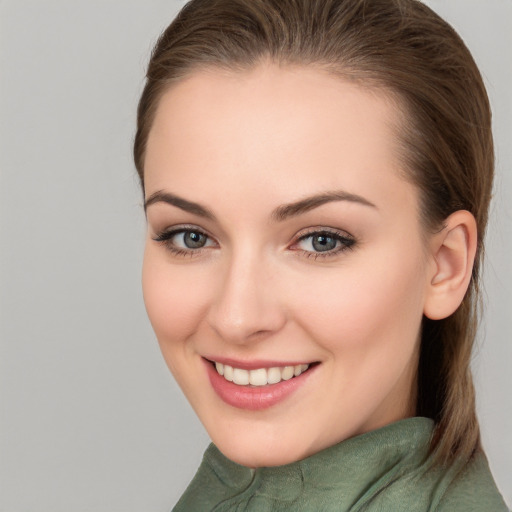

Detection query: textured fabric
xmin=173 ymin=417 xmax=508 ymax=511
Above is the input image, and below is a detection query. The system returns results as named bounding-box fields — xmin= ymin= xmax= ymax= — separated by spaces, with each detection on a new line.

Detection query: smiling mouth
xmin=212 ymin=361 xmax=311 ymax=387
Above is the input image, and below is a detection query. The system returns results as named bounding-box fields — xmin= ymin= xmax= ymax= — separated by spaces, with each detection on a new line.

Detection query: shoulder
xmin=435 ymin=451 xmax=509 ymax=512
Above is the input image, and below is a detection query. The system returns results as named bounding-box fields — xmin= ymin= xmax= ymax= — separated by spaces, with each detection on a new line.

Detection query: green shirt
xmin=173 ymin=417 xmax=508 ymax=511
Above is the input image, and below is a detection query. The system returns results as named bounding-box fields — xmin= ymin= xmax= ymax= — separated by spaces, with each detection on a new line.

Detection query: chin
xmin=218 ymin=441 xmax=304 ymax=468
xmin=207 ymin=423 xmax=318 ymax=468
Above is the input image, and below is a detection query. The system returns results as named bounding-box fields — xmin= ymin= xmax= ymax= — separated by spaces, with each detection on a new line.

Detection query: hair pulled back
xmin=134 ymin=0 xmax=494 ymax=464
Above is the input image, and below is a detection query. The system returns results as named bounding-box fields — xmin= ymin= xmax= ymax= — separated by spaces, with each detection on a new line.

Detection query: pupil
xmin=312 ymin=235 xmax=336 ymax=252
xmin=184 ymin=231 xmax=206 ymax=248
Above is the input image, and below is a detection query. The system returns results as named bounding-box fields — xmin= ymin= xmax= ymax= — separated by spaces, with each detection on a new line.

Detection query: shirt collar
xmin=203 ymin=417 xmax=435 ymax=505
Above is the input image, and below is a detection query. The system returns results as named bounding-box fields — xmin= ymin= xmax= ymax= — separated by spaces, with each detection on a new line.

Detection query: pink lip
xmin=204 ymin=358 xmax=316 ymax=411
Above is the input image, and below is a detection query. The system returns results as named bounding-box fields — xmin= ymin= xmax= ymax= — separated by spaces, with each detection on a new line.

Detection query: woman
xmin=134 ymin=0 xmax=508 ymax=509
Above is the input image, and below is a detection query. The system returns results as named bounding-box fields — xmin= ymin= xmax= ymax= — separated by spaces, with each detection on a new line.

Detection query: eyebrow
xmin=271 ymin=190 xmax=377 ymax=221
xmin=144 ymin=189 xmax=376 ymax=221
xmin=144 ymin=191 xmax=216 ymax=219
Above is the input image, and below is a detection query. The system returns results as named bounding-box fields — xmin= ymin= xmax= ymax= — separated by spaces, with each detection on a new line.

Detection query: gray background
xmin=0 ymin=1 xmax=510 ymax=510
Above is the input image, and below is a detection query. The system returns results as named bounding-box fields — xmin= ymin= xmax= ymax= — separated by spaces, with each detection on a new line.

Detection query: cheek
xmin=141 ymin=247 xmax=211 ymax=360
xmin=285 ymin=247 xmax=426 ymax=429
xmin=289 ymin=246 xmax=427 ymax=358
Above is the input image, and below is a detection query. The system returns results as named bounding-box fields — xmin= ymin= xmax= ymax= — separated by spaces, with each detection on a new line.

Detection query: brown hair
xmin=134 ymin=0 xmax=493 ymax=464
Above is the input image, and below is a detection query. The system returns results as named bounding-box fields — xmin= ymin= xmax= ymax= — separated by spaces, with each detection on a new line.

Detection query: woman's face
xmin=142 ymin=62 xmax=434 ymax=467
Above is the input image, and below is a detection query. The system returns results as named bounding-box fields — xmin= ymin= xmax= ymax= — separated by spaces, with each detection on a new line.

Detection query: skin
xmin=141 ymin=62 xmax=449 ymax=467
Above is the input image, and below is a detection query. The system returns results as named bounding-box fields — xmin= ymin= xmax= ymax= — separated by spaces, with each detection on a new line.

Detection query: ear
xmin=423 ymin=210 xmax=477 ymax=320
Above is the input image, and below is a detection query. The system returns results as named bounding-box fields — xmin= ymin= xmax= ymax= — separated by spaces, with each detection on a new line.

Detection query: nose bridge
xmin=207 ymin=244 xmax=285 ymax=343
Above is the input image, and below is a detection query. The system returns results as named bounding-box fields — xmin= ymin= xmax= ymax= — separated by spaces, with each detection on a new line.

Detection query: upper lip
xmin=203 ymin=356 xmax=315 ymax=370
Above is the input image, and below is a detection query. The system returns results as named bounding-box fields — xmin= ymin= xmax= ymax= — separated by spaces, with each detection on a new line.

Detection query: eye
xmin=177 ymin=230 xmax=209 ymax=249
xmin=152 ymin=226 xmax=216 ymax=255
xmin=300 ymin=233 xmax=338 ymax=252
xmin=293 ymin=229 xmax=355 ymax=257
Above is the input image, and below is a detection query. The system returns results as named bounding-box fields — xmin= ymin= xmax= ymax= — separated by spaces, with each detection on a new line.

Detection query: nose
xmin=206 ymin=250 xmax=286 ymax=345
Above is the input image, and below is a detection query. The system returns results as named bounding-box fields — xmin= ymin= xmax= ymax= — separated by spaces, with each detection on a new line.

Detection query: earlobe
xmin=423 ymin=210 xmax=477 ymax=320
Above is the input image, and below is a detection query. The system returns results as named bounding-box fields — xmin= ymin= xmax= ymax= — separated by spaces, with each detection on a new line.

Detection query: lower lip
xmin=205 ymin=360 xmax=315 ymax=411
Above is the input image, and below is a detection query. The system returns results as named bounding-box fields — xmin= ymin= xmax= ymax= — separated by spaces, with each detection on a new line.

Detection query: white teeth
xmin=213 ymin=362 xmax=310 ymax=386
xmin=223 ymin=364 xmax=234 ymax=382
xmin=281 ymin=366 xmax=294 ymax=380
xmin=294 ymin=364 xmax=309 ymax=376
xmin=232 ymin=368 xmax=250 ymax=385
xmin=249 ymin=368 xmax=267 ymax=386
xmin=267 ymin=367 xmax=282 ymax=385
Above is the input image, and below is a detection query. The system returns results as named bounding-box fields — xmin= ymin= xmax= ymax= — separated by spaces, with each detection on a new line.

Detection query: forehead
xmin=144 ymin=62 xmax=414 ymax=215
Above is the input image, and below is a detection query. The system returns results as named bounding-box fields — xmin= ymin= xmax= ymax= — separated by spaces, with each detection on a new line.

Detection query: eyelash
xmin=152 ymin=225 xmax=356 ymax=260
xmin=152 ymin=225 xmax=215 ymax=258
xmin=293 ymin=228 xmax=356 ymax=260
